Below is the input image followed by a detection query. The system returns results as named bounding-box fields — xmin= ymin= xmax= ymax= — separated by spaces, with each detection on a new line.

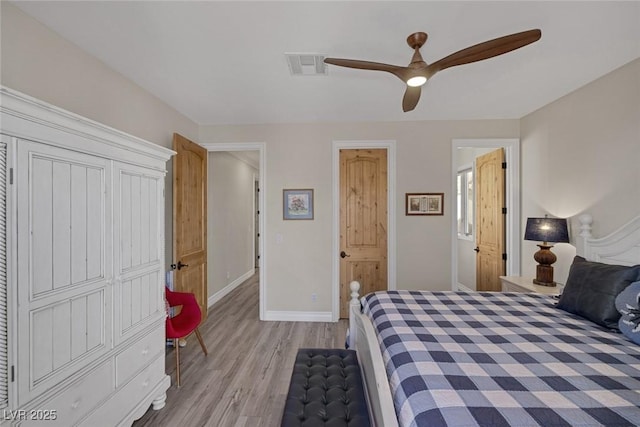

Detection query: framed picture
xmin=283 ymin=189 xmax=314 ymax=220
xmin=406 ymin=193 xmax=444 ymax=216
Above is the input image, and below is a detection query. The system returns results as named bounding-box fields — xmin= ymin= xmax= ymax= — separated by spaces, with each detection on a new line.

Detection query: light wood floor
xmin=133 ymin=273 xmax=348 ymax=426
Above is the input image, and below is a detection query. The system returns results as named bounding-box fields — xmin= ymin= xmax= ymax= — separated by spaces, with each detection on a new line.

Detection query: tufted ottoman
xmin=281 ymin=348 xmax=371 ymax=427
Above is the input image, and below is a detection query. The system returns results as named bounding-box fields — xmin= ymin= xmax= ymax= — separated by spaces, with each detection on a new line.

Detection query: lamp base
xmin=533 ymin=255 xmax=557 ymax=287
xmin=532 ymin=278 xmax=557 ymax=287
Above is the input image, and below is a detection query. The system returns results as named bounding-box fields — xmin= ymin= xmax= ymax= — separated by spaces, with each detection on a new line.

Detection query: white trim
xmin=0 ymin=87 xmax=175 ymax=165
xmin=456 ymin=166 xmax=474 ymax=242
xmin=263 ymin=311 xmax=333 ymax=322
xmin=456 ymin=283 xmax=475 ymax=293
xmin=199 ymin=142 xmax=267 ymax=320
xmin=200 ymin=142 xmax=264 ymax=152
xmin=457 ymin=163 xmax=473 ymax=173
xmin=2 ymin=135 xmax=17 ymax=410
xmin=207 ymin=269 xmax=255 ymax=308
xmin=451 ymin=139 xmax=521 ymax=291
xmin=227 ymin=151 xmax=259 ymax=170
xmin=332 ymin=140 xmax=396 ymax=322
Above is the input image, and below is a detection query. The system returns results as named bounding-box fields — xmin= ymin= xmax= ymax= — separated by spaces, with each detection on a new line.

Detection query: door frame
xmin=451 ymin=139 xmax=520 ymax=291
xmin=200 ymin=142 xmax=266 ymax=320
xmin=332 ymin=140 xmax=396 ymax=322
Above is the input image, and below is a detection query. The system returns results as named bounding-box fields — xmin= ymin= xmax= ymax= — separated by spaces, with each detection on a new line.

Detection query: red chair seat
xmin=165 ymin=288 xmax=208 ymax=387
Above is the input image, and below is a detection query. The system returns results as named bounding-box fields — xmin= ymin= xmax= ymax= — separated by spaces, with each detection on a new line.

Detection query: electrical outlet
xmin=311 ymin=293 xmax=317 ymax=302
xmin=226 ymin=271 xmax=230 ymax=279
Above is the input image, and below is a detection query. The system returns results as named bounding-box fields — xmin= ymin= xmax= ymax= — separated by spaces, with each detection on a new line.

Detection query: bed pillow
xmin=556 ymin=256 xmax=640 ymax=329
xmin=615 ymin=281 xmax=640 ymax=345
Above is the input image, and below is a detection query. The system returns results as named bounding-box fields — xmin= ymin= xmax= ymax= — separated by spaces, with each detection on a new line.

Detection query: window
xmin=457 ymin=168 xmax=473 ymax=238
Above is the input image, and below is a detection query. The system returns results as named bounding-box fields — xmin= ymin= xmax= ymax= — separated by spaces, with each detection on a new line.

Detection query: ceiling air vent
xmin=285 ymin=54 xmax=327 ymax=76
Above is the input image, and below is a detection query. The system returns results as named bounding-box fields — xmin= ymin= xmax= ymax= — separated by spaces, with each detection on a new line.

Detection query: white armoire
xmin=0 ymin=87 xmax=173 ymax=426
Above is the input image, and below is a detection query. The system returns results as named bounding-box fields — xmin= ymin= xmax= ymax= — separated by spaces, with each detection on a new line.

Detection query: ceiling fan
xmin=324 ymin=29 xmax=541 ymax=112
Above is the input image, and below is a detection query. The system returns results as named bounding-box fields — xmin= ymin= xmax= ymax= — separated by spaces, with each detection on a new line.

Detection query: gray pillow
xmin=556 ymin=256 xmax=640 ymax=329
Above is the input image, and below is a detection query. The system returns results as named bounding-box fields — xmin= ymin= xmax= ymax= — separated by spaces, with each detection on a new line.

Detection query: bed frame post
xmin=577 ymin=213 xmax=593 ymax=258
xmin=348 ymin=281 xmax=360 ymax=349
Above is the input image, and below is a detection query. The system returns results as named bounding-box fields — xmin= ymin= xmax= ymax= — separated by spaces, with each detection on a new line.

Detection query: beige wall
xmin=207 ymin=152 xmax=257 ymax=298
xmin=520 ymin=58 xmax=640 ymax=284
xmin=4 ymin=0 xmax=637 ymax=316
xmin=200 ymin=120 xmax=519 ymax=313
xmin=1 ymin=2 xmax=199 ymax=268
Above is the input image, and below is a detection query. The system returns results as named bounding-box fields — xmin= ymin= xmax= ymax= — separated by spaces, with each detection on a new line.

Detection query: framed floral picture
xmin=283 ymin=189 xmax=314 ymax=220
xmin=406 ymin=193 xmax=444 ymax=216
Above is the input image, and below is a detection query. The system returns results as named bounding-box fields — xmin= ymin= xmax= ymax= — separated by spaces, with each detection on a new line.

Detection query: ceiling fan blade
xmin=428 ymin=29 xmax=541 ymax=75
xmin=324 ymin=58 xmax=407 ymax=80
xmin=402 ymin=86 xmax=421 ymax=112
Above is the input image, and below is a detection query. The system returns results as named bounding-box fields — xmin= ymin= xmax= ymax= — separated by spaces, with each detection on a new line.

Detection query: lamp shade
xmin=524 ymin=217 xmax=569 ymax=244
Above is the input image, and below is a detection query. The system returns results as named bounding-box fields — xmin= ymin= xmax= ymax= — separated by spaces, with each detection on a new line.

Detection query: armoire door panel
xmin=17 ymin=140 xmax=113 ymax=405
xmin=28 ymin=151 xmax=107 ymax=299
xmin=118 ymin=269 xmax=163 ymax=341
xmin=118 ymin=169 xmax=162 ymax=274
xmin=29 ymin=288 xmax=106 ymax=387
xmin=114 ymin=162 xmax=165 ymax=344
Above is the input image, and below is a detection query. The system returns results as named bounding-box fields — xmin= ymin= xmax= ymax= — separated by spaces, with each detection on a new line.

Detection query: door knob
xmin=176 ymin=260 xmax=189 ymax=270
xmin=340 ymin=251 xmax=351 ymax=259
xmin=474 ymin=247 xmax=480 ymax=253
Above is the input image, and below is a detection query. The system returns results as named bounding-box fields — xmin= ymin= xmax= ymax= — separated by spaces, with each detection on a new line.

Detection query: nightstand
xmin=499 ymin=276 xmax=564 ymax=296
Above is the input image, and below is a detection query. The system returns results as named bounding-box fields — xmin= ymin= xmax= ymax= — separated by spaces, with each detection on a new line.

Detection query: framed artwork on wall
xmin=283 ymin=189 xmax=314 ymax=220
xmin=406 ymin=193 xmax=444 ymax=216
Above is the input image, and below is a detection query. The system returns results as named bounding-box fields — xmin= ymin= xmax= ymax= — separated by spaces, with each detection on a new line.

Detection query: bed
xmin=348 ymin=214 xmax=640 ymax=427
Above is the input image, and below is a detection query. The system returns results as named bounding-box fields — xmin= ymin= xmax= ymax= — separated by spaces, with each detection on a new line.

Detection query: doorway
xmin=332 ymin=140 xmax=396 ymax=321
xmin=451 ymin=139 xmax=521 ymax=291
xmin=338 ymin=148 xmax=388 ymax=318
xmin=201 ymin=142 xmax=266 ymax=320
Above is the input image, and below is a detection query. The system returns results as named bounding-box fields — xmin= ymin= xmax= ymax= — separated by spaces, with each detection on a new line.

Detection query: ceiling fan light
xmin=406 ymin=76 xmax=427 ymax=87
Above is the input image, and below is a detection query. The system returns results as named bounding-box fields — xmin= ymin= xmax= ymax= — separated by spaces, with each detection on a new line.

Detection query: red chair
xmin=165 ymin=288 xmax=208 ymax=387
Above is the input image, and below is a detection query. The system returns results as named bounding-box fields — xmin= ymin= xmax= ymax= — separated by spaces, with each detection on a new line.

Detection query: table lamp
xmin=524 ymin=215 xmax=569 ymax=286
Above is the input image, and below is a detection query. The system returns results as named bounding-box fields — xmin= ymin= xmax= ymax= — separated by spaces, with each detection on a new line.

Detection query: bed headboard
xmin=577 ymin=213 xmax=640 ymax=266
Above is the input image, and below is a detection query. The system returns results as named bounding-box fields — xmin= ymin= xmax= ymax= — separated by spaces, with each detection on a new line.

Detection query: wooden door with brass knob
xmin=339 ymin=149 xmax=388 ymax=318
xmin=173 ymin=133 xmax=208 ymax=319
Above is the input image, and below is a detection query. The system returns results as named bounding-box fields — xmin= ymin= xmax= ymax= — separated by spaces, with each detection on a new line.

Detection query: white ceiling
xmin=12 ymin=1 xmax=640 ymax=126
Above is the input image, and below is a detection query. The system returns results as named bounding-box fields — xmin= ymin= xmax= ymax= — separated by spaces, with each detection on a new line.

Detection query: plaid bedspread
xmin=362 ymin=290 xmax=640 ymax=427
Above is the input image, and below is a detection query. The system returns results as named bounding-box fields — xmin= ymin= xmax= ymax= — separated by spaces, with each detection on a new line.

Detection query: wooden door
xmin=173 ymin=133 xmax=208 ymax=319
xmin=340 ymin=149 xmax=388 ymax=318
xmin=475 ymin=148 xmax=506 ymax=291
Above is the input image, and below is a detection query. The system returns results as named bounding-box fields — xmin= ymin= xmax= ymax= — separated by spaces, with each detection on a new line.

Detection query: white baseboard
xmin=263 ymin=311 xmax=333 ymax=322
xmin=208 ymin=269 xmax=255 ymax=308
xmin=456 ymin=282 xmax=475 ymax=292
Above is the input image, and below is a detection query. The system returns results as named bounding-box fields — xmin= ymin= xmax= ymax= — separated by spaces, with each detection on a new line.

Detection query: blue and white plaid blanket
xmin=362 ymin=290 xmax=640 ymax=427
